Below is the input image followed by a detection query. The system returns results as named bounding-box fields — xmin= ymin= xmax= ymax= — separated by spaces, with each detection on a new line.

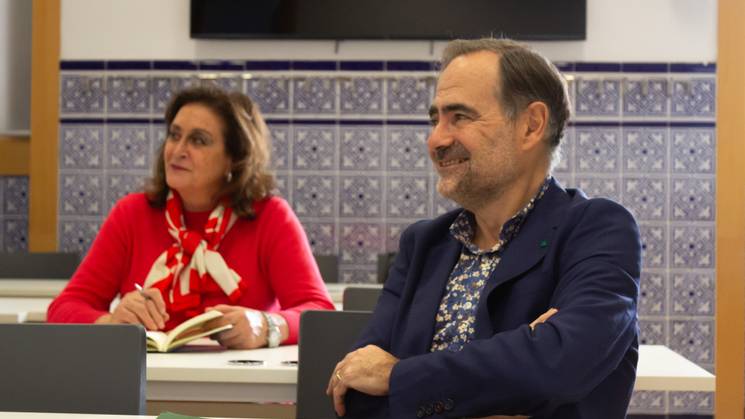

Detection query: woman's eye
xmin=166 ymin=130 xmax=179 ymax=141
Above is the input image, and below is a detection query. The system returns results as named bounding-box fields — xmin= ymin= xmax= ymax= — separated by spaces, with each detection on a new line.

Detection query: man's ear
xmin=518 ymin=101 xmax=549 ymax=151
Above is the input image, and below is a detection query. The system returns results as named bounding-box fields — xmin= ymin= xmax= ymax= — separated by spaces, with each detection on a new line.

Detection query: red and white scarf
xmin=143 ymin=191 xmax=242 ymax=316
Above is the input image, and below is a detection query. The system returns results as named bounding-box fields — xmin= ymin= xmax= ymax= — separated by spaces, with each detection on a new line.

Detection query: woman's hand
xmin=96 ymin=287 xmax=169 ymax=330
xmin=204 ymin=304 xmax=268 ymax=349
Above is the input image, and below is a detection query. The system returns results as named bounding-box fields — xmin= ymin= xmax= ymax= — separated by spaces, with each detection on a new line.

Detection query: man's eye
xmin=429 ymin=118 xmax=439 ymax=127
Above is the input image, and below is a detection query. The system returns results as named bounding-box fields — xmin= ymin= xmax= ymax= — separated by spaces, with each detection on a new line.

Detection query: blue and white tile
xmin=60 ymin=173 xmax=105 ymax=216
xmin=340 ymin=77 xmax=383 ymax=115
xmin=268 ymin=124 xmax=291 ymax=170
xmin=292 ymin=125 xmax=337 ymax=170
xmin=670 ymin=225 xmax=714 ymax=269
xmin=621 ymin=177 xmax=667 ymax=221
xmin=106 ymin=76 xmax=151 ymax=114
xmin=623 ymin=79 xmax=668 ymax=117
xmin=274 ymin=172 xmax=289 ymax=200
xmin=60 ymin=74 xmax=105 ymax=115
xmin=105 ymin=173 xmax=148 ymax=214
xmin=152 ymin=75 xmax=199 ymax=114
xmin=628 ymin=391 xmax=666 ymax=415
xmin=670 ymin=177 xmax=715 ymax=221
xmin=385 ymin=221 xmax=416 ymax=253
xmin=670 ymin=128 xmax=715 ymax=174
xmin=387 ymin=175 xmax=430 ymax=218
xmin=669 ymin=319 xmax=714 ymax=365
xmin=386 ymin=126 xmax=430 ymax=171
xmin=574 ymin=78 xmax=621 ymax=117
xmin=292 ymin=175 xmax=337 ymax=218
xmin=671 ymin=271 xmax=715 ymax=316
xmin=387 ymin=77 xmax=432 ymax=115
xmin=668 ymin=391 xmax=714 ymax=414
xmin=340 ymin=127 xmax=384 ymax=171
xmin=639 ymin=271 xmax=666 ymax=317
xmin=246 ymin=77 xmax=291 ymax=114
xmin=623 ymin=127 xmax=667 ymax=173
xmin=58 ymin=218 xmax=102 ymax=254
xmin=3 ymin=176 xmax=28 ymax=215
xmin=3 ymin=217 xmax=28 ymax=252
xmin=340 ymin=268 xmax=378 ymax=284
xmin=60 ymin=125 xmax=105 ymax=169
xmin=293 ymin=77 xmax=337 ymax=114
xmin=211 ymin=76 xmax=243 ymax=93
xmin=639 ymin=223 xmax=666 ymax=268
xmin=638 ymin=318 xmax=667 ymax=345
xmin=105 ymin=124 xmax=151 ymax=170
xmin=339 ymin=175 xmax=384 ymax=218
xmin=574 ymin=127 xmax=621 ymax=173
xmin=552 ymin=128 xmax=573 ymax=174
xmin=671 ymin=78 xmax=716 ymax=118
xmin=300 ymin=221 xmax=337 ymax=255
xmin=572 ymin=176 xmax=621 ymax=202
xmin=432 ymin=183 xmax=460 ymax=217
xmin=339 ymin=222 xmax=384 ymax=265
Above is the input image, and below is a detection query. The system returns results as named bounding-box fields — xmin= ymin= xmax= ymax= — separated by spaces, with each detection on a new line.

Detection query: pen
xmin=135 ymin=283 xmax=152 ymax=301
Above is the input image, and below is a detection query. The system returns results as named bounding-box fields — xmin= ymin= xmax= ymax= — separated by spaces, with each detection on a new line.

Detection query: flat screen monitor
xmin=191 ymin=0 xmax=586 ymax=41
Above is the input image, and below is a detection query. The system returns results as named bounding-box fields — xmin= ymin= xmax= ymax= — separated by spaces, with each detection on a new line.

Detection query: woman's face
xmin=163 ymin=103 xmax=232 ymax=210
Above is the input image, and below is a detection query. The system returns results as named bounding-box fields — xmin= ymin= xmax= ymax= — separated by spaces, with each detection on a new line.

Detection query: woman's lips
xmin=169 ymin=163 xmax=189 ymax=171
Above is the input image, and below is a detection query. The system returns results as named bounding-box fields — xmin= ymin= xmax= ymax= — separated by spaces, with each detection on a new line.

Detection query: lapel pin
xmin=539 ymin=240 xmax=548 ymax=248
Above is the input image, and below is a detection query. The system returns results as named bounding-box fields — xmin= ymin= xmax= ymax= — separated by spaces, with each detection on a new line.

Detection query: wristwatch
xmin=262 ymin=312 xmax=281 ymax=348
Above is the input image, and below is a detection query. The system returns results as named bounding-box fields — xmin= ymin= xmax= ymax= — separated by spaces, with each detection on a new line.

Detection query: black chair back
xmin=0 ymin=252 xmax=80 ymax=279
xmin=342 ymin=286 xmax=383 ymax=311
xmin=297 ymin=310 xmax=372 ymax=419
xmin=314 ymin=254 xmax=339 ymax=283
xmin=0 ymin=323 xmax=146 ymax=414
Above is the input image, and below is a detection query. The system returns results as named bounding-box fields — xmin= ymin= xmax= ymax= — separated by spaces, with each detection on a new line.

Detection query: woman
xmin=48 ymin=85 xmax=334 ymax=348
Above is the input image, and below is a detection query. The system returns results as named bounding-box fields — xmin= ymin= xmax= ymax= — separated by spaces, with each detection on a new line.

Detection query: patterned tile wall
xmin=6 ymin=59 xmax=715 ymax=414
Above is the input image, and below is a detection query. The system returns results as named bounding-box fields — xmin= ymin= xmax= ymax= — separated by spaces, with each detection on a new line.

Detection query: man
xmin=327 ymin=38 xmax=641 ymax=419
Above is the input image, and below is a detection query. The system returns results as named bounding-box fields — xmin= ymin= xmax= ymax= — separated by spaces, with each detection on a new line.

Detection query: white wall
xmin=61 ymin=0 xmax=716 ymax=62
xmin=0 ymin=0 xmax=31 ymax=135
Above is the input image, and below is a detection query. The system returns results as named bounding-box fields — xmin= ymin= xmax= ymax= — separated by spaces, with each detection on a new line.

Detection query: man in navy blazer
xmin=327 ymin=38 xmax=641 ymax=419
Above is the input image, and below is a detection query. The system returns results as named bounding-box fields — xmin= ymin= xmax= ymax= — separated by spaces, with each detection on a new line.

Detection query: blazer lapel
xmin=474 ymin=180 xmax=570 ymax=337
xmin=399 ymin=235 xmax=462 ymax=356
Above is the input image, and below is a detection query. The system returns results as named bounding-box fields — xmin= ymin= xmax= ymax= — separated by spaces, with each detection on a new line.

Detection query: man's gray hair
xmin=441 ymin=38 xmax=571 ymax=167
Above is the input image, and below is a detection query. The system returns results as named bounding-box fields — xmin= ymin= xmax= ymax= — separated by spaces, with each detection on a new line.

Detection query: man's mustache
xmin=434 ymin=143 xmax=470 ymax=161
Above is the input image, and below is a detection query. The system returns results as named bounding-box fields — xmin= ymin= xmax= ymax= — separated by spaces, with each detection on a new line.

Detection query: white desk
xmin=148 ymin=344 xmax=298 ymax=404
xmin=0 ymin=297 xmax=52 ymax=322
xmin=635 ymin=345 xmax=714 ymax=391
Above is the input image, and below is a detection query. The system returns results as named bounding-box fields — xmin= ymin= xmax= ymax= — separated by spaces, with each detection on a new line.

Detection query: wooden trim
xmin=0 ymin=135 xmax=30 ymax=175
xmin=716 ymin=0 xmax=745 ymax=416
xmin=28 ymin=0 xmax=60 ymax=251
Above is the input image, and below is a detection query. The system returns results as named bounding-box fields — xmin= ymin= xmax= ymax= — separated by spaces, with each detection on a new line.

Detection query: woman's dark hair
xmin=145 ymin=85 xmax=275 ymax=218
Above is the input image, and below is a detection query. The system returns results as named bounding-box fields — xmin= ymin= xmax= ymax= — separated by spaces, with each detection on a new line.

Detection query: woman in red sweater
xmin=47 ymin=85 xmax=334 ymax=348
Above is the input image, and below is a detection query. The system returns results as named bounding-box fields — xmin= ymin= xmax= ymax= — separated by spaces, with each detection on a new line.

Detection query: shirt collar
xmin=449 ymin=176 xmax=552 ymax=254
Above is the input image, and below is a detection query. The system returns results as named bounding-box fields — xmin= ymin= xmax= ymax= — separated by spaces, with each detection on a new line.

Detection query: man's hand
xmin=529 ymin=307 xmax=558 ymax=331
xmin=326 ymin=344 xmax=399 ymax=417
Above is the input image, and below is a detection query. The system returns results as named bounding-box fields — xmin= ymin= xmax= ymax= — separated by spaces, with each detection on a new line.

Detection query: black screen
xmin=191 ymin=0 xmax=586 ymax=41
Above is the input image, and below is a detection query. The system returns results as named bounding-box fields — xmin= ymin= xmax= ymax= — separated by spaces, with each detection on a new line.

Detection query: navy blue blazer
xmin=346 ymin=179 xmax=642 ymax=419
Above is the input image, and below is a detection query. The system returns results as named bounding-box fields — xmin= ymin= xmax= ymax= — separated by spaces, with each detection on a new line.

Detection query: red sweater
xmin=47 ymin=193 xmax=334 ymax=344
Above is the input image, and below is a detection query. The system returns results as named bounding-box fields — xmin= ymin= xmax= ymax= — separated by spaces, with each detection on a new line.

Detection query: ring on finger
xmin=335 ymin=370 xmax=343 ymax=381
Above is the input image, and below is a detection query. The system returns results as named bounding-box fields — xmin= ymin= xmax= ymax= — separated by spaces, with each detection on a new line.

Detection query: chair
xmin=0 ymin=252 xmax=80 ymax=279
xmin=377 ymin=251 xmax=397 ymax=283
xmin=296 ymin=310 xmax=373 ymax=419
xmin=314 ymin=254 xmax=339 ymax=283
xmin=342 ymin=286 xmax=383 ymax=311
xmin=0 ymin=323 xmax=146 ymax=414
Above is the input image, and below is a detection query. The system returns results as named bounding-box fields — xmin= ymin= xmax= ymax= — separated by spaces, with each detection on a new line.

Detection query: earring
xmin=226 ymin=171 xmax=233 ymax=183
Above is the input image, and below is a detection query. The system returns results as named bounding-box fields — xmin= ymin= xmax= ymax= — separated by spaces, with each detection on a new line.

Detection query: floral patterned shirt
xmin=430 ymin=178 xmax=551 ymax=352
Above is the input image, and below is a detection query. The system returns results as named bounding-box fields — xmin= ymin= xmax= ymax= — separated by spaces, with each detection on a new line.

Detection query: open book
xmin=146 ymin=310 xmax=232 ymax=352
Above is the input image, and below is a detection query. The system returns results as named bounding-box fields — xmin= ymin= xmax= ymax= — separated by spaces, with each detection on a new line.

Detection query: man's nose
xmin=427 ymin=120 xmax=454 ymax=151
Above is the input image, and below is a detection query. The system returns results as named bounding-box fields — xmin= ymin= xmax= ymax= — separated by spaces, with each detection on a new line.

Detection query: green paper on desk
xmin=157 ymin=412 xmax=204 ymax=419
